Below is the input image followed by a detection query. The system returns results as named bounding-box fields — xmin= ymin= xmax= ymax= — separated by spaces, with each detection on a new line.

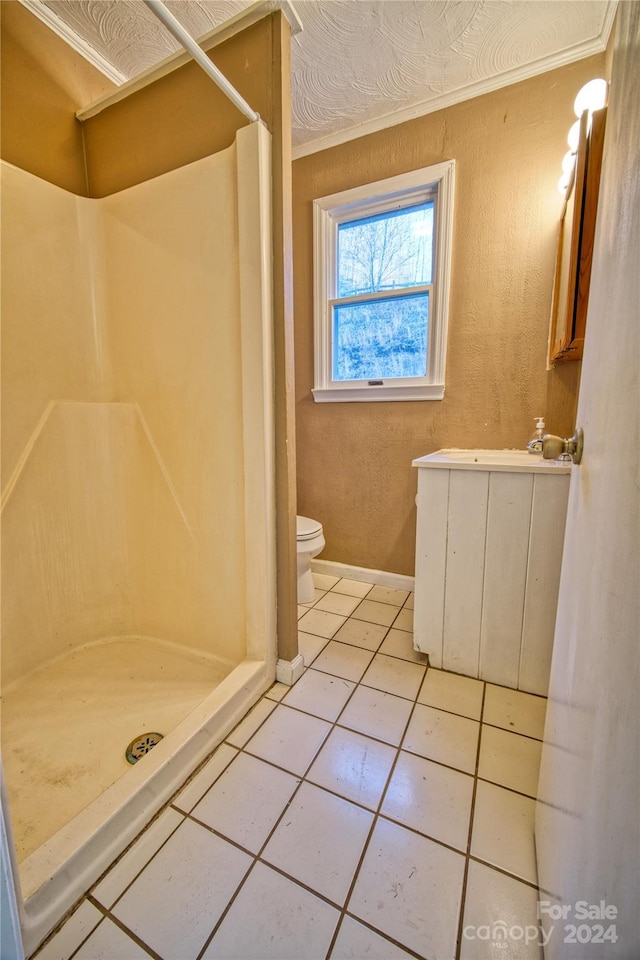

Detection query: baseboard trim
xmin=276 ymin=654 xmax=305 ymax=686
xmin=311 ymin=559 xmax=415 ymax=592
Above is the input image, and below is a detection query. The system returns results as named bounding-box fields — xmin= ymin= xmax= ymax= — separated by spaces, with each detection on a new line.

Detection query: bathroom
xmin=1 ymin=1 xmax=638 ymax=958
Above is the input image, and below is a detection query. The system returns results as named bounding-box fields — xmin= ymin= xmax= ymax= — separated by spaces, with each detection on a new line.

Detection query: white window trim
xmin=312 ymin=160 xmax=455 ymax=402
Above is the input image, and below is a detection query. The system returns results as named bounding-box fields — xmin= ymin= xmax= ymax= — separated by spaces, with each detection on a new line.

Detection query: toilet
xmin=296 ymin=515 xmax=325 ymax=604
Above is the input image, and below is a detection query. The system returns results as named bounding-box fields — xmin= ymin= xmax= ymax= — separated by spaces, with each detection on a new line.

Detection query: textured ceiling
xmin=34 ymin=0 xmax=613 ymax=155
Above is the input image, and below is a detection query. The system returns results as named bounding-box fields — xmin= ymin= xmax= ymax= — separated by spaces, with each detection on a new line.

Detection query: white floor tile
xmin=226 ymin=698 xmax=277 ymax=748
xmin=349 ymin=817 xmax=465 ymax=959
xmin=93 ymin=807 xmax=183 ymax=907
xmin=382 ymin=751 xmax=473 ymax=851
xmin=307 ymin=727 xmax=396 ymax=809
xmin=203 ymin=862 xmax=340 ymax=959
xmin=173 ymin=744 xmax=238 ymax=813
xmin=74 ymin=918 xmax=152 ymax=960
xmin=471 ymin=780 xmax=537 ymax=884
xmin=298 ymin=607 xmax=347 ymax=639
xmin=460 ymin=861 xmax=543 ymax=959
xmin=331 ymin=578 xmax=374 ymax=599
xmin=192 ymin=753 xmax=299 ymax=854
xmin=35 ymin=901 xmax=103 ymax=960
xmin=478 ymin=725 xmax=542 ymax=798
xmin=244 ymin=704 xmax=331 ymax=776
xmin=392 ymin=608 xmax=413 ymax=632
xmin=330 ymin=916 xmax=415 ymax=959
xmin=361 ymin=653 xmax=426 ymax=700
xmin=262 ymin=782 xmax=373 ymax=906
xmin=403 ymin=703 xmax=480 ymax=774
xmin=282 ymin=668 xmax=356 ymax=722
xmin=298 ymin=631 xmax=329 ymax=666
xmin=484 ymin=685 xmax=547 ymax=740
xmin=299 ymin=588 xmax=327 ymax=607
xmin=298 ymin=604 xmax=308 ymax=619
xmin=418 ymin=669 xmax=484 ymax=720
xmin=379 ymin=628 xmax=425 ymax=664
xmin=366 ymin=585 xmax=410 ymax=607
xmin=313 ymin=572 xmax=341 ymax=591
xmin=333 ymin=618 xmax=389 ymax=651
xmin=265 ymin=681 xmax=289 ymax=702
xmin=338 ymin=685 xmax=413 ymax=747
xmin=351 ymin=599 xmax=399 ymax=627
xmin=112 ymin=819 xmax=251 ymax=960
xmin=315 ymin=592 xmax=362 ymax=616
xmin=312 ymin=641 xmax=375 ymax=682
xmin=403 ymin=593 xmax=415 ymax=610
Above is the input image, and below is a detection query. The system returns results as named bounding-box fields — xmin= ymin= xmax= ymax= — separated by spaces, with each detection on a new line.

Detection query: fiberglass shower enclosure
xmin=0 ymin=120 xmax=276 ymax=955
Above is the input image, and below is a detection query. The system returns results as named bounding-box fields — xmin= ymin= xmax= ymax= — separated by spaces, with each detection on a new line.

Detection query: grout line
xmin=454 ymin=678 xmax=487 ymax=960
xmin=466 ymin=854 xmax=541 ymax=891
xmin=62 ymin=912 xmax=108 ymax=960
xmin=72 ymin=899 xmax=163 ymax=960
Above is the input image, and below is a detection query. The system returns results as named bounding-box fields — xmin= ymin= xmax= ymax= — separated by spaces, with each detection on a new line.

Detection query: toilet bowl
xmin=296 ymin=515 xmax=325 ymax=604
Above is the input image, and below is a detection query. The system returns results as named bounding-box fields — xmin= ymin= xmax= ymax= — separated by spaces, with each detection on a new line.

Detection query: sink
xmin=412 ymin=448 xmax=571 ymax=473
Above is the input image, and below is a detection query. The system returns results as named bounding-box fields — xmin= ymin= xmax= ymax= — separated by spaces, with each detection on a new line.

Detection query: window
xmin=313 ymin=161 xmax=455 ymax=402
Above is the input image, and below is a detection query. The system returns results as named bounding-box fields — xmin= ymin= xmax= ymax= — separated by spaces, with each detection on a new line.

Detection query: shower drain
xmin=125 ymin=732 xmax=164 ymax=764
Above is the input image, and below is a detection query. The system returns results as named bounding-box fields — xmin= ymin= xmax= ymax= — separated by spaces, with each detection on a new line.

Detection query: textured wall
xmin=293 ymin=55 xmax=604 ymax=576
xmin=81 ymin=18 xmax=274 ymax=197
xmin=0 ymin=0 xmax=114 ymax=195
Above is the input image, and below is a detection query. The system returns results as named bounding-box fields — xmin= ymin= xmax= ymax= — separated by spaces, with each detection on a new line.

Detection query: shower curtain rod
xmin=143 ymin=0 xmax=260 ymax=123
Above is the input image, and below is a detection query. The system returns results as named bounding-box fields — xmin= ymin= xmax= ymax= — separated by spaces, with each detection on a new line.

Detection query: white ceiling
xmin=23 ymin=0 xmax=615 ymax=157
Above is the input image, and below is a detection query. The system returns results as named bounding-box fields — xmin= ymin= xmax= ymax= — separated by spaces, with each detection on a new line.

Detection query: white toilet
xmin=296 ymin=515 xmax=325 ymax=604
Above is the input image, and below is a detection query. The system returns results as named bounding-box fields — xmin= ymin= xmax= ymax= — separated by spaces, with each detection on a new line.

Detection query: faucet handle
xmin=542 ymin=428 xmax=584 ymax=464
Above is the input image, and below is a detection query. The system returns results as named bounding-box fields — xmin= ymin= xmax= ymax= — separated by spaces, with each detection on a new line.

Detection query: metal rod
xmin=143 ymin=0 xmax=259 ymax=123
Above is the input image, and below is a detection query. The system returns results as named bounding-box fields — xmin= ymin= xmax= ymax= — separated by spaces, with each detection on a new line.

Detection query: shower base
xmin=2 ymin=637 xmax=272 ymax=956
xmin=3 ymin=636 xmax=233 ymax=862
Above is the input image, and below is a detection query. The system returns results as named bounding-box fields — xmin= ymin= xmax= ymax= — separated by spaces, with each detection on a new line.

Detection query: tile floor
xmin=35 ymin=573 xmax=547 ymax=960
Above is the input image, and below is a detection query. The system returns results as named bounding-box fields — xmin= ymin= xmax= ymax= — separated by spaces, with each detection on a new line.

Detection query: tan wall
xmin=82 ymin=18 xmax=274 ymax=197
xmin=0 ymin=0 xmax=114 ymax=194
xmin=293 ymin=55 xmax=605 ymax=576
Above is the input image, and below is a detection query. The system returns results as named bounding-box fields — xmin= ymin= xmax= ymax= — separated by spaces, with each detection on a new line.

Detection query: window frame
xmin=312 ymin=161 xmax=455 ymax=403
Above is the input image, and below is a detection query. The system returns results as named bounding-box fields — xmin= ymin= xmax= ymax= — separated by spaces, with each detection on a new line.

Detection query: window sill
xmin=312 ymin=384 xmax=445 ymax=403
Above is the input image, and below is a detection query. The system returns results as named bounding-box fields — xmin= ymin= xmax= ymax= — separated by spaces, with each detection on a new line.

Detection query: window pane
xmin=333 ymin=293 xmax=429 ymax=381
xmin=337 ymin=202 xmax=433 ymax=297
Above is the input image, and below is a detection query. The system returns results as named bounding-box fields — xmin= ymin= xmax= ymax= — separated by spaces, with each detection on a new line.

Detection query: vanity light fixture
xmin=573 ymin=78 xmax=608 ymax=118
xmin=558 ymin=79 xmax=608 ymax=192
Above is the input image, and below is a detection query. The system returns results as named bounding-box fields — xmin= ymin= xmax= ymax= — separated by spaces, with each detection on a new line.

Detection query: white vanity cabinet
xmin=412 ymin=450 xmax=570 ymax=695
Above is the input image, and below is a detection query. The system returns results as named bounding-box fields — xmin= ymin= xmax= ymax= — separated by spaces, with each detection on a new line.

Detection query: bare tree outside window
xmin=334 ymin=202 xmax=434 ymax=380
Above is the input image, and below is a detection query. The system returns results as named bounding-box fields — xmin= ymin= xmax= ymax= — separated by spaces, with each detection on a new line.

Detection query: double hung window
xmin=313 ymin=161 xmax=455 ymax=402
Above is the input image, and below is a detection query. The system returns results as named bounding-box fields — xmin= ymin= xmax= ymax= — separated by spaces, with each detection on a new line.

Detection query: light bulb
xmin=567 ymin=120 xmax=581 ymax=152
xmin=574 ymin=78 xmax=608 ymax=118
xmin=562 ymin=150 xmax=576 ymax=176
xmin=558 ymin=173 xmax=571 ymax=194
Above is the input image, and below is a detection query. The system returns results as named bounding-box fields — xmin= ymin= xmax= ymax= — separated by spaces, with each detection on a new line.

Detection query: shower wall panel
xmin=1 ymin=143 xmax=248 ymax=688
xmin=103 ymin=147 xmax=247 ymax=663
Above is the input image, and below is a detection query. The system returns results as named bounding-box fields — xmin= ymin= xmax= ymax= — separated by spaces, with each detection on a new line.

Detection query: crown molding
xmin=17 ymin=0 xmax=128 ymax=84
xmin=292 ymin=0 xmax=618 ymax=161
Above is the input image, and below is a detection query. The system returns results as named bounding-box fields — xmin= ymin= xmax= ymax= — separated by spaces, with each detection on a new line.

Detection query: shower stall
xmin=0 ymin=119 xmax=276 ymax=955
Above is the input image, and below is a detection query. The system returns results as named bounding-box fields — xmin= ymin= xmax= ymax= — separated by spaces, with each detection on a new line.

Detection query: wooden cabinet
xmin=549 ymin=107 xmax=607 ymax=363
xmin=413 ymin=452 xmax=570 ymax=695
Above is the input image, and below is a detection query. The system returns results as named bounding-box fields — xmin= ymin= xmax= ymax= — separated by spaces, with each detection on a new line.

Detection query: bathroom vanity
xmin=412 ymin=449 xmax=570 ymax=696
